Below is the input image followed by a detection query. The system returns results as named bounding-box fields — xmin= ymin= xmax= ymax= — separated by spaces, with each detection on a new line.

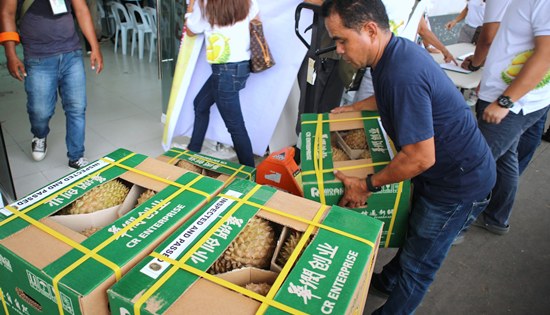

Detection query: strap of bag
xmin=18 ymin=0 xmax=36 ymax=23
xmin=251 ymin=22 xmax=271 ymax=63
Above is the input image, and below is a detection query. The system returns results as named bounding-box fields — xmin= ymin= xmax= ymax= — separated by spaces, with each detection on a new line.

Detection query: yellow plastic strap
xmin=218 ymin=194 xmax=376 ymax=248
xmin=149 ymin=253 xmax=306 ymax=315
xmin=301 ymin=160 xmax=390 ymax=176
xmin=384 ymin=181 xmax=403 ymax=247
xmin=313 ymin=114 xmax=327 ymax=205
xmin=301 ymin=115 xmax=380 ymax=125
xmin=0 ymin=154 xmax=135 ymax=228
xmin=257 ymin=203 xmax=328 ymax=314
xmin=166 ymin=148 xmax=253 ymax=179
xmin=1 ymin=288 xmax=9 ymax=315
xmin=133 ymin=184 xmax=263 ymax=315
xmin=102 ymin=157 xmax=212 ymax=200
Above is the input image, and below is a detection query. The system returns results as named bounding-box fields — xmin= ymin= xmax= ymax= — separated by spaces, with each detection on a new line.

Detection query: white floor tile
xmin=13 ymin=171 xmax=51 ymax=199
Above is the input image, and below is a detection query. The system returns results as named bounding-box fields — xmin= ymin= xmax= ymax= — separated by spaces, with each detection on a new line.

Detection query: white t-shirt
xmin=478 ymin=0 xmax=550 ymax=114
xmin=483 ymin=0 xmax=510 ymax=23
xmin=465 ymin=0 xmax=485 ymax=28
xmin=186 ymin=0 xmax=259 ymax=64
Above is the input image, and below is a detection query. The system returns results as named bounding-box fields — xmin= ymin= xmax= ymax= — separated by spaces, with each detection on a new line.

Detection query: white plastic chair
xmin=143 ymin=6 xmax=157 ymax=62
xmin=110 ymin=1 xmax=134 ymax=55
xmin=125 ymin=3 xmax=154 ymax=60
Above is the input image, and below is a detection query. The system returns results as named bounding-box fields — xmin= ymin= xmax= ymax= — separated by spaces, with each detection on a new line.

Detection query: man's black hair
xmin=321 ymin=0 xmax=390 ymax=32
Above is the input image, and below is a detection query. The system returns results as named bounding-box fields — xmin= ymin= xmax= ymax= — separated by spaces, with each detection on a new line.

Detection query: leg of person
xmin=543 ymin=126 xmax=550 ymax=142
xmin=476 ymin=101 xmax=548 ymax=231
xmin=372 ymin=193 xmax=490 ymax=314
xmin=214 ymin=62 xmax=254 ymax=167
xmin=24 ymin=55 xmax=60 ymax=161
xmin=517 ymin=107 xmax=549 ymax=175
xmin=58 ymin=50 xmax=88 ymax=168
xmin=457 ymin=24 xmax=476 ymax=44
xmin=188 ymin=74 xmax=216 ymax=153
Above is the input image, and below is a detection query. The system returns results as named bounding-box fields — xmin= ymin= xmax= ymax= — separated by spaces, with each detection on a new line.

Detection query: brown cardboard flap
xmin=217 ymin=268 xmax=278 ymax=286
xmin=119 ymin=158 xmax=187 ymax=192
xmin=166 ymin=278 xmax=261 ymax=315
xmin=0 ymin=218 xmax=85 ymax=268
xmin=333 ymin=160 xmax=374 ymax=178
xmin=258 ymin=191 xmax=328 ymax=232
xmin=328 ymin=112 xmax=366 ymax=131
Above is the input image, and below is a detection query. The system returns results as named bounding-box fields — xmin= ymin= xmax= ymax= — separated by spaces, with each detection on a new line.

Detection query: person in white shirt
xmin=473 ymin=0 xmax=550 ymax=235
xmin=445 ymin=0 xmax=486 ymax=44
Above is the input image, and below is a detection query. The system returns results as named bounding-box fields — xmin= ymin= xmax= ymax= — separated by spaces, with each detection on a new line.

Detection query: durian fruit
xmin=176 ymin=160 xmax=203 ymax=174
xmin=277 ymin=230 xmax=307 ymax=267
xmin=359 ymin=150 xmax=372 ymax=160
xmin=344 ymin=129 xmax=368 ymax=150
xmin=81 ymin=227 xmax=101 ymax=237
xmin=332 ymin=146 xmax=350 ymax=162
xmin=136 ymin=189 xmax=156 ymax=207
xmin=62 ymin=180 xmax=129 ymax=215
xmin=209 ymin=217 xmax=276 ymax=274
xmin=245 ymin=283 xmax=272 ymax=296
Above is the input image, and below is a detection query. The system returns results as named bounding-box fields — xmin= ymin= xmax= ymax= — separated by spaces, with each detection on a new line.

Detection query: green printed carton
xmin=108 ymin=179 xmax=383 ymax=315
xmin=157 ymin=147 xmax=256 ymax=184
xmin=300 ymin=111 xmax=411 ymax=247
xmin=0 ymin=148 xmax=224 ymax=315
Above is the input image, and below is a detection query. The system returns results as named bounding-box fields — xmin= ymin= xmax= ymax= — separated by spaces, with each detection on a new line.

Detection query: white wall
xmin=425 ymin=0 xmax=466 ymax=16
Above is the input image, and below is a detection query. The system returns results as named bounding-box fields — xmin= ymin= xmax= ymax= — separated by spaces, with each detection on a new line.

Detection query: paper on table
xmin=440 ymin=62 xmax=472 ymax=74
xmin=457 ymin=52 xmax=474 ymax=61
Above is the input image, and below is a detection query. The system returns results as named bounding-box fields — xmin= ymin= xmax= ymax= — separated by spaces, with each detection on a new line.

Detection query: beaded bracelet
xmin=0 ymin=32 xmax=20 ymax=44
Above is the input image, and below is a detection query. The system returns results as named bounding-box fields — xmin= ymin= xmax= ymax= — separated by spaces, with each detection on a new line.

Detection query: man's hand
xmin=482 ymin=102 xmax=509 ymax=124
xmin=89 ymin=49 xmax=103 ymax=74
xmin=6 ymin=54 xmax=26 ymax=81
xmin=445 ymin=20 xmax=457 ymax=30
xmin=333 ymin=170 xmax=372 ymax=209
xmin=331 ymin=104 xmax=355 ymax=113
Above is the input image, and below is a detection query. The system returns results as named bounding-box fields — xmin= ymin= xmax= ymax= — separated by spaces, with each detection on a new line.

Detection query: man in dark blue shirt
xmin=322 ymin=0 xmax=496 ymax=313
xmin=1 ymin=0 xmax=103 ymax=169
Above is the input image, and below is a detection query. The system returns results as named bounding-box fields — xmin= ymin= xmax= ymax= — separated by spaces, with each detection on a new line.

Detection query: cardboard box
xmin=157 ymin=147 xmax=256 ymax=184
xmin=0 ymin=148 xmax=225 ymax=315
xmin=300 ymin=111 xmax=411 ymax=247
xmin=108 ymin=179 xmax=383 ymax=315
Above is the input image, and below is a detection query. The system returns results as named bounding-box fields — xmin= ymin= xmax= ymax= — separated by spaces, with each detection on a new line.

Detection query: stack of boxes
xmin=0 ymin=147 xmax=384 ymax=315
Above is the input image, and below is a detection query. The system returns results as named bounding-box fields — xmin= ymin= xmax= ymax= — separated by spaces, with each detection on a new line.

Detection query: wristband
xmin=0 ymin=32 xmax=20 ymax=44
xmin=467 ymin=59 xmax=481 ymax=72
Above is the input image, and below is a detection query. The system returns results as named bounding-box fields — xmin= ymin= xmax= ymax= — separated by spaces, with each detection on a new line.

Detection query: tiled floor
xmin=1 ymin=41 xmax=167 ymax=199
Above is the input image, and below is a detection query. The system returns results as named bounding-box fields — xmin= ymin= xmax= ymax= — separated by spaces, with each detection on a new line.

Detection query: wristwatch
xmin=366 ymin=174 xmax=382 ymax=193
xmin=497 ymin=95 xmax=514 ymax=109
xmin=467 ymin=59 xmax=481 ymax=72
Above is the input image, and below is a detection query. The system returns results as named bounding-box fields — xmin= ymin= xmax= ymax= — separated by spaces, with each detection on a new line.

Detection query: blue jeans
xmin=188 ymin=61 xmax=254 ymax=167
xmin=476 ymin=100 xmax=549 ymax=228
xmin=517 ymin=107 xmax=549 ymax=175
xmin=24 ymin=50 xmax=87 ymax=161
xmin=373 ymin=193 xmax=490 ymax=315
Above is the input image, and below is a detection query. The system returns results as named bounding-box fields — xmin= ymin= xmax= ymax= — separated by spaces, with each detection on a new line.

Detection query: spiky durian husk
xmin=332 ymin=146 xmax=350 ymax=162
xmin=359 ymin=150 xmax=372 ymax=160
xmin=344 ymin=129 xmax=368 ymax=150
xmin=277 ymin=230 xmax=305 ymax=267
xmin=81 ymin=227 xmax=101 ymax=237
xmin=176 ymin=160 xmax=203 ymax=174
xmin=209 ymin=217 xmax=275 ymax=274
xmin=245 ymin=283 xmax=272 ymax=296
xmin=63 ymin=180 xmax=129 ymax=215
xmin=136 ymin=189 xmax=156 ymax=207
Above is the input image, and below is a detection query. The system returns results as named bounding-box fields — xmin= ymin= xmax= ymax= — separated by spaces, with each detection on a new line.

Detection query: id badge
xmin=306 ymin=57 xmax=317 ymax=85
xmin=49 ymin=0 xmax=68 ymax=15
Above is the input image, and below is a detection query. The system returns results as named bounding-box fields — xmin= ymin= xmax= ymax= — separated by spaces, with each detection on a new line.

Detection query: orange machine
xmin=256 ymin=147 xmax=303 ymax=197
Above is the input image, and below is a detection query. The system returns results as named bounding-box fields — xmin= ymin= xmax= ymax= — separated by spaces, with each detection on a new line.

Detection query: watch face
xmin=498 ymin=96 xmax=513 ymax=108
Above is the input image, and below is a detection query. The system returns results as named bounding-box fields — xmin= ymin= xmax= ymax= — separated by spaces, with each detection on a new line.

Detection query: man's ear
xmin=362 ymin=21 xmax=378 ymax=39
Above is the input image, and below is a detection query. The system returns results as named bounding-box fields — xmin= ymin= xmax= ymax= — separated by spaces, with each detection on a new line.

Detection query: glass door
xmin=156 ymin=0 xmax=186 ymax=117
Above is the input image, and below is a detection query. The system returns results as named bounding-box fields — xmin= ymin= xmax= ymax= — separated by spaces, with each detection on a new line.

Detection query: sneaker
xmin=465 ymin=90 xmax=478 ymax=107
xmin=31 ymin=137 xmax=47 ymax=161
xmin=68 ymin=157 xmax=89 ymax=169
xmin=369 ymin=273 xmax=391 ymax=299
xmin=472 ymin=214 xmax=509 ymax=235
